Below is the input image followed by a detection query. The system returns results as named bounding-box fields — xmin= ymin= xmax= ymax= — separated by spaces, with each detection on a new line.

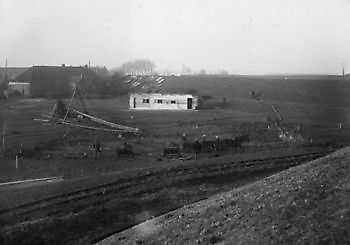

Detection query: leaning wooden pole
xmin=73 ymin=110 xmax=139 ymax=133
xmin=63 ymin=86 xmax=77 ymax=121
xmin=63 ymin=73 xmax=83 ymax=121
xmin=269 ymin=103 xmax=283 ymax=121
xmin=76 ymin=87 xmax=88 ymax=113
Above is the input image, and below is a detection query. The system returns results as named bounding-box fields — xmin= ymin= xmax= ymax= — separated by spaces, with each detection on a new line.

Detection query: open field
xmin=0 ymin=75 xmax=350 ymax=244
xmin=1 ymin=75 xmax=350 ymax=181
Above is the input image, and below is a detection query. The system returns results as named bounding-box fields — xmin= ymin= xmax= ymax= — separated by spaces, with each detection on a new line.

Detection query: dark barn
xmin=15 ymin=65 xmax=101 ymax=97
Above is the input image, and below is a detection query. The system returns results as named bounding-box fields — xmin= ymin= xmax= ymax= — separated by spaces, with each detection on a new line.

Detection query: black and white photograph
xmin=0 ymin=0 xmax=350 ymax=244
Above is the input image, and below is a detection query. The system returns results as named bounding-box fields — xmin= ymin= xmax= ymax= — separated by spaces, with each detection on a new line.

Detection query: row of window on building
xmin=142 ymin=98 xmax=177 ymax=104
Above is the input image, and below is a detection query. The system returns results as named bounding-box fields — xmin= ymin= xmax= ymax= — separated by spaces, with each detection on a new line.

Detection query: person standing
xmin=214 ymin=135 xmax=221 ymax=152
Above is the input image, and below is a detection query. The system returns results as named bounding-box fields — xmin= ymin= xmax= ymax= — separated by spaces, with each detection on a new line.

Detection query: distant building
xmin=0 ymin=67 xmax=29 ymax=86
xmin=129 ymin=93 xmax=198 ymax=110
xmin=15 ymin=65 xmax=101 ymax=97
xmin=7 ymin=82 xmax=30 ymax=96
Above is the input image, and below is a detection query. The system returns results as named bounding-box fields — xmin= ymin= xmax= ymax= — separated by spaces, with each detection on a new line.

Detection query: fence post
xmin=2 ymin=122 xmax=5 ymax=156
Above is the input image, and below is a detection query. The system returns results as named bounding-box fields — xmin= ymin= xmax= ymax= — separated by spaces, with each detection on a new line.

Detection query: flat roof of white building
xmin=8 ymin=82 xmax=31 ymax=85
xmin=130 ymin=93 xmax=196 ymax=97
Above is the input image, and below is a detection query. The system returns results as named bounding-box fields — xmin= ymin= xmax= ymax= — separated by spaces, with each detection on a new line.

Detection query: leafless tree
xmin=120 ymin=59 xmax=155 ymax=75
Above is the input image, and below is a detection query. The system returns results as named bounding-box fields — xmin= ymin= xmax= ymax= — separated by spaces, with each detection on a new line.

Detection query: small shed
xmin=8 ymin=82 xmax=31 ymax=96
xmin=129 ymin=93 xmax=198 ymax=110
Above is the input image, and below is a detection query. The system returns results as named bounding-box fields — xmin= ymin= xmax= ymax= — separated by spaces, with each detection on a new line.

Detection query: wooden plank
xmin=0 ymin=176 xmax=64 ymax=187
xmin=59 ymin=120 xmax=131 ymax=132
xmin=74 ymin=110 xmax=139 ymax=133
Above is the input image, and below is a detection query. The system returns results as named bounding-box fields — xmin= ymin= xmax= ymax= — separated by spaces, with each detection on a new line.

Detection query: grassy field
xmin=1 ymin=75 xmax=349 ymax=244
xmin=1 ymin=75 xmax=350 ymax=182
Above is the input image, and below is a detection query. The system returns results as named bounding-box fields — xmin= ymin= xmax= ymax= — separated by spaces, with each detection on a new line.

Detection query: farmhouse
xmin=15 ymin=65 xmax=101 ymax=97
xmin=129 ymin=93 xmax=199 ymax=110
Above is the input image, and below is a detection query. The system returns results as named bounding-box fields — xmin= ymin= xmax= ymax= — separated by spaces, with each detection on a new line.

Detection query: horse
xmin=201 ymin=139 xmax=215 ymax=153
xmin=182 ymin=140 xmax=202 ymax=152
xmin=182 ymin=140 xmax=201 ymax=159
xmin=183 ymin=141 xmax=196 ymax=152
xmin=222 ymin=135 xmax=249 ymax=151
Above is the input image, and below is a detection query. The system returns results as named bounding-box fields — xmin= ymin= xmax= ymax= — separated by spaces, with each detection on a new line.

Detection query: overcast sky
xmin=1 ymin=0 xmax=350 ymax=74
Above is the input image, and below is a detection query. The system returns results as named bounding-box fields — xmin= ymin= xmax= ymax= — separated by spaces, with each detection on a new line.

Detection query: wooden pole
xmin=73 ymin=110 xmax=139 ymax=132
xmin=76 ymin=88 xmax=88 ymax=113
xmin=50 ymin=102 xmax=57 ymax=119
xmin=19 ymin=140 xmax=23 ymax=157
xmin=2 ymin=122 xmax=5 ymax=155
xmin=270 ymin=103 xmax=282 ymax=121
xmin=63 ymin=86 xmax=77 ymax=121
xmin=63 ymin=74 xmax=83 ymax=121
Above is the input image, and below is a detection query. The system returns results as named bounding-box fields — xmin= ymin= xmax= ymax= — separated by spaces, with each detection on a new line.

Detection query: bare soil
xmin=0 ymin=158 xmax=292 ymax=245
xmin=104 ymin=148 xmax=350 ymax=245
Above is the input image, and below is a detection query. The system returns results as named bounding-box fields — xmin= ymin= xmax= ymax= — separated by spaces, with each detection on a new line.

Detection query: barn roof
xmin=15 ymin=66 xmax=97 ymax=83
xmin=14 ymin=65 xmax=102 ymax=96
xmin=0 ymin=67 xmax=29 ymax=84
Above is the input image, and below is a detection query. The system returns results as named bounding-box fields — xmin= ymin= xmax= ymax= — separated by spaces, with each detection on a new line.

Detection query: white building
xmin=129 ymin=93 xmax=199 ymax=110
xmin=7 ymin=82 xmax=31 ymax=96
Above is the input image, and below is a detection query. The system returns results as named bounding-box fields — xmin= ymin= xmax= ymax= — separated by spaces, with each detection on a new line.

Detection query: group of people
xmin=181 ymin=133 xmax=226 ymax=159
xmin=182 ymin=132 xmax=250 ymax=156
xmin=86 ymin=142 xmax=102 ymax=158
xmin=86 ymin=141 xmax=134 ymax=159
xmin=91 ymin=135 xmax=223 ymax=160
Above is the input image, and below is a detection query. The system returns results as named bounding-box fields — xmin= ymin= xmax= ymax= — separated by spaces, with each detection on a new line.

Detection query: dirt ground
xmin=101 ymin=147 xmax=350 ymax=245
xmin=0 ymin=146 xmax=328 ymax=210
xmin=1 ymin=150 xmax=310 ymax=245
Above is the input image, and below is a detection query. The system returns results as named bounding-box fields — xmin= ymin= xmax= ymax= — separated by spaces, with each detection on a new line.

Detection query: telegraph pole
xmin=4 ymin=58 xmax=8 ymax=84
xmin=2 ymin=122 xmax=6 ymax=155
xmin=0 ymin=58 xmax=6 ymax=154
